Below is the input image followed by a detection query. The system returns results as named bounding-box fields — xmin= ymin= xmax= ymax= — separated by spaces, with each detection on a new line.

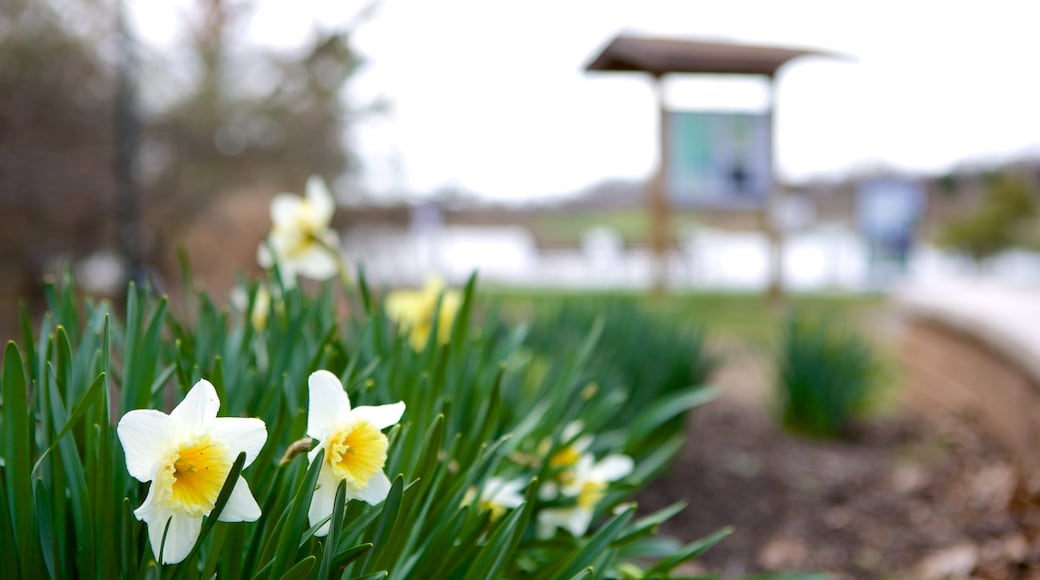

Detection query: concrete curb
xmin=896 ymin=281 xmax=1040 ymax=389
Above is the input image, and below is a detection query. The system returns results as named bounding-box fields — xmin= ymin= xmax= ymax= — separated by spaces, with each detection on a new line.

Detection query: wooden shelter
xmin=586 ymin=34 xmax=832 ymax=295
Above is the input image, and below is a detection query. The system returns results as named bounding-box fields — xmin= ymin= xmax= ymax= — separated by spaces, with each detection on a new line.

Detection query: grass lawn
xmin=527 ymin=210 xmax=705 ymax=246
xmin=525 ymin=209 xmax=770 ymax=247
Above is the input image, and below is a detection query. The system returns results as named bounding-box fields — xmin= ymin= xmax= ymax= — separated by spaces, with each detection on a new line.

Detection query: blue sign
xmin=857 ymin=178 xmax=926 ymax=270
xmin=666 ymin=111 xmax=772 ymax=209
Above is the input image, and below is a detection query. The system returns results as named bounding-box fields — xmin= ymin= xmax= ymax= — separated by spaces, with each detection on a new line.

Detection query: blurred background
xmin=4 ymin=0 xmax=1040 ymax=314
xmin=5 ymin=1 xmax=1040 ymax=575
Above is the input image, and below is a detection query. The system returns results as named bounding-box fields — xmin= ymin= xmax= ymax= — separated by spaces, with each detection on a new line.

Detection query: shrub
xmin=777 ymin=313 xmax=882 ymax=438
xmin=936 ymin=173 xmax=1036 ymax=264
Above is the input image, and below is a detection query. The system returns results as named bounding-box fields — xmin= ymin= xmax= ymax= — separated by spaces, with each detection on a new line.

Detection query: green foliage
xmin=0 ymin=271 xmax=719 ymax=578
xmin=777 ymin=313 xmax=883 ymax=438
xmin=519 ymin=297 xmax=717 ymax=456
xmin=936 ymin=173 xmax=1037 ymax=263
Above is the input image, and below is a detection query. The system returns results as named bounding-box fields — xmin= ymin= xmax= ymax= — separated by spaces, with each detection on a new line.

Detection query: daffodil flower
xmin=548 ymin=421 xmax=593 ymax=473
xmin=385 ymin=277 xmax=461 ymax=350
xmin=306 ymin=370 xmax=405 ymax=536
xmin=258 ymin=176 xmax=341 ymax=285
xmin=117 ymin=380 xmax=268 ymax=564
xmin=537 ymin=453 xmax=633 ymax=537
xmin=465 ymin=477 xmax=526 ymax=522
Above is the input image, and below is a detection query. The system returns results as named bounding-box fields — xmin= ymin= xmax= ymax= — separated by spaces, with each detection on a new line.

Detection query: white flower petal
xmin=564 ymin=455 xmax=597 ymax=494
xmin=539 ymin=481 xmax=559 ymax=501
xmin=257 ymin=242 xmax=273 ymax=268
xmin=169 ymin=380 xmax=220 ymax=435
xmin=260 ymin=248 xmax=297 ymax=291
xmin=486 ymin=478 xmax=525 ymax=508
xmin=536 ymin=511 xmax=554 ymax=538
xmin=142 ymin=509 xmax=172 ymax=563
xmin=573 ymin=435 xmax=594 ymax=454
xmin=537 ymin=508 xmax=572 ymax=538
xmin=308 ymin=466 xmax=340 ymax=537
xmin=593 ymin=455 xmax=634 ymax=482
xmin=270 ymin=194 xmax=303 ymax=228
xmin=276 ymin=265 xmax=298 ymax=288
xmin=267 ymin=229 xmax=301 ymax=257
xmin=562 ymin=420 xmax=584 ymax=442
xmin=352 ymin=470 xmax=391 ymax=505
xmin=134 ymin=481 xmax=163 ymax=523
xmin=161 ymin=512 xmax=203 ymax=564
xmin=563 ymin=508 xmax=593 ymax=537
xmin=292 ymin=244 xmax=339 ymax=281
xmin=307 ymin=440 xmax=326 ymax=465
xmin=320 ymin=230 xmax=341 ymax=250
xmin=229 ymin=286 xmax=248 ymax=312
xmin=217 ymin=476 xmax=261 ymax=522
xmin=575 ymin=454 xmax=596 ymax=473
xmin=496 ymin=496 xmax=524 ymax=509
xmin=117 ymin=409 xmax=171 ymax=482
xmin=539 ymin=507 xmax=593 ymax=538
xmin=351 ymin=402 xmax=405 ymax=430
xmin=259 ymin=237 xmax=300 ymax=287
xmin=210 ymin=417 xmax=267 ymax=468
xmin=306 ymin=176 xmax=334 ymax=225
xmin=307 ymin=371 xmax=351 ymax=439
xmin=503 ymin=478 xmax=526 ymax=496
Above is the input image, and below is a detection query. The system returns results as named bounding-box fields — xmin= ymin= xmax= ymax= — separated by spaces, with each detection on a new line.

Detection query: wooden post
xmin=765 ymin=74 xmax=785 ymax=307
xmin=650 ymin=74 xmax=672 ymax=295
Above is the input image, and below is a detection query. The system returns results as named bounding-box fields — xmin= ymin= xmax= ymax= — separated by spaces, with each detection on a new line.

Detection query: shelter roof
xmin=585 ymin=34 xmax=830 ymax=77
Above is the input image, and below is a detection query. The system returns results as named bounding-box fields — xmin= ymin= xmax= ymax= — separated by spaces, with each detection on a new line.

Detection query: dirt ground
xmin=639 ymin=341 xmax=1040 ymax=579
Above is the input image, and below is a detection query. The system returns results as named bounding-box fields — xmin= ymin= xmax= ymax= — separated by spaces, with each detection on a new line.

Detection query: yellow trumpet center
xmin=577 ymin=481 xmax=607 ymax=510
xmin=158 ymin=436 xmax=232 ymax=516
xmin=479 ymin=499 xmax=508 ymax=522
xmin=325 ymin=419 xmax=388 ymax=490
xmin=282 ymin=231 xmax=319 ymax=260
xmin=272 ymin=201 xmax=328 ymax=259
xmin=550 ymin=445 xmax=582 ymax=469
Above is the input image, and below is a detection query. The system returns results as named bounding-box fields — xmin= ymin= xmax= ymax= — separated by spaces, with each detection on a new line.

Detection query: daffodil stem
xmin=335 ymin=255 xmax=353 ymax=295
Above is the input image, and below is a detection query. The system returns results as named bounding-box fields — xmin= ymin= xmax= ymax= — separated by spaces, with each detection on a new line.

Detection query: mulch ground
xmin=638 ymin=343 xmax=1040 ymax=579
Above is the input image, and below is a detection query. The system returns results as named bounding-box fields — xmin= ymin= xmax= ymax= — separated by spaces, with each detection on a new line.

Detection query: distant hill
xmin=558 ymin=178 xmax=647 ymax=210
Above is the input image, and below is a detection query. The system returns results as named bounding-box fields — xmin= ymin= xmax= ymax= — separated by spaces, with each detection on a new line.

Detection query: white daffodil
xmin=465 ymin=477 xmax=526 ymax=522
xmin=306 ymin=370 xmax=405 ymax=536
xmin=537 ymin=453 xmax=633 ymax=538
xmin=548 ymin=421 xmax=593 ymax=472
xmin=385 ymin=277 xmax=461 ymax=350
xmin=257 ymin=176 xmax=341 ymax=285
xmin=117 ymin=380 xmax=268 ymax=564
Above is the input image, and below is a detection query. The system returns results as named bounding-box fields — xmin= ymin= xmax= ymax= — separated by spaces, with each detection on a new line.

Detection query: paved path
xmin=898 ymin=280 xmax=1040 ymax=384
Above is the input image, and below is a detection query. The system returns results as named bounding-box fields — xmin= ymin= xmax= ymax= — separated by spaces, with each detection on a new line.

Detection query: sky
xmin=133 ymin=0 xmax=1040 ymax=201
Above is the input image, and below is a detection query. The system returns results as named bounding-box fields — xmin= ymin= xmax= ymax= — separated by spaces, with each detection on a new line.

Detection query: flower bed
xmin=0 ymin=179 xmax=730 ymax=579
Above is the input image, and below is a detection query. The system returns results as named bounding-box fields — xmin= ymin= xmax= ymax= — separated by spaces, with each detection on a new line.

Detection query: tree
xmin=936 ymin=173 xmax=1036 ymax=264
xmin=0 ymin=0 xmax=374 ymax=305
xmin=0 ymin=0 xmax=117 ymax=308
xmin=141 ymin=0 xmax=376 ymax=273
